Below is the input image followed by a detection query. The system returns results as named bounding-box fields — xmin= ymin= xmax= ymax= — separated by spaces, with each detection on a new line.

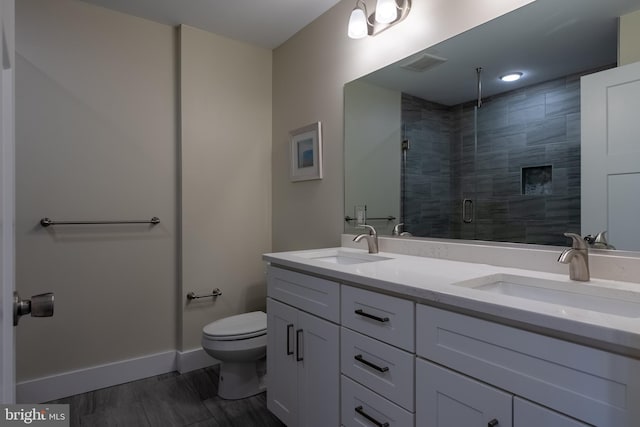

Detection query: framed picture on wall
xmin=289 ymin=121 xmax=323 ymax=182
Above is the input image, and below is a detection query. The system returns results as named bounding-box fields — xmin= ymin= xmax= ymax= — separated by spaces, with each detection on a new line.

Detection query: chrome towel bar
xmin=40 ymin=217 xmax=160 ymax=227
xmin=344 ymin=215 xmax=396 ymax=222
xmin=187 ymin=288 xmax=222 ymax=301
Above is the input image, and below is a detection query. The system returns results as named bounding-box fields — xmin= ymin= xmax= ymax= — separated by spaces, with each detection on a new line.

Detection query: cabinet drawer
xmin=341 ymin=327 xmax=414 ymax=411
xmin=416 ymin=358 xmax=512 ymax=427
xmin=267 ymin=266 xmax=339 ymax=322
xmin=514 ymin=397 xmax=590 ymax=427
xmin=416 ymin=304 xmax=640 ymax=427
xmin=341 ymin=285 xmax=414 ymax=351
xmin=341 ymin=375 xmax=414 ymax=427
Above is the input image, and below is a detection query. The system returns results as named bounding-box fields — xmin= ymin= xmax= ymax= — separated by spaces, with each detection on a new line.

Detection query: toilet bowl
xmin=201 ymin=311 xmax=267 ymax=400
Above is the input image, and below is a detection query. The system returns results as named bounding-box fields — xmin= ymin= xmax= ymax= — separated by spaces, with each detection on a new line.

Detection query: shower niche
xmin=522 ymin=165 xmax=553 ymax=196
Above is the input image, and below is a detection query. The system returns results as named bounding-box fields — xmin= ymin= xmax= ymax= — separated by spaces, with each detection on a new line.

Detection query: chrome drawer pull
xmin=354 ymin=309 xmax=389 ymax=323
xmin=488 ymin=419 xmax=499 ymax=427
xmin=355 ymin=406 xmax=389 ymax=427
xmin=354 ymin=354 xmax=389 ymax=372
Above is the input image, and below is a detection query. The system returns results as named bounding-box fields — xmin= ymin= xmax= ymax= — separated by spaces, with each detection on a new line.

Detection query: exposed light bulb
xmin=375 ymin=0 xmax=398 ymax=24
xmin=348 ymin=7 xmax=368 ymax=39
xmin=500 ymin=72 xmax=523 ymax=82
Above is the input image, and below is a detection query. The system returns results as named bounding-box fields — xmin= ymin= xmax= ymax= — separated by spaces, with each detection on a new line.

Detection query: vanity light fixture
xmin=348 ymin=0 xmax=411 ymax=39
xmin=500 ymin=72 xmax=524 ymax=82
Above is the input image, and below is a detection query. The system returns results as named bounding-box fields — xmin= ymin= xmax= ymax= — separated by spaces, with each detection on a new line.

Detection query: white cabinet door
xmin=581 ymin=61 xmax=640 ymax=250
xmin=267 ymin=297 xmax=340 ymax=427
xmin=298 ymin=310 xmax=340 ymax=427
xmin=416 ymin=358 xmax=512 ymax=427
xmin=514 ymin=398 xmax=589 ymax=427
xmin=267 ymin=298 xmax=298 ymax=426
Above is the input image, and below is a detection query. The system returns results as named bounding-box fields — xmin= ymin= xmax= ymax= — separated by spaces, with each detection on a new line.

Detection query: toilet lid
xmin=203 ymin=311 xmax=267 ymax=339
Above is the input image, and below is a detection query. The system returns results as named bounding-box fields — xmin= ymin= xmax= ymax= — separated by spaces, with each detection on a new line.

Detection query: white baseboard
xmin=176 ymin=348 xmax=218 ymax=374
xmin=17 ymin=350 xmax=177 ymax=403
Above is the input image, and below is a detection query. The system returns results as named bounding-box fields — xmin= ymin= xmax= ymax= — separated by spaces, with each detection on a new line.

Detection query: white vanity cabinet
xmin=416 ymin=304 xmax=640 ymax=426
xmin=416 ymin=359 xmax=512 ymax=427
xmin=266 ymin=266 xmax=340 ymax=427
xmin=416 ymin=360 xmax=590 ymax=427
xmin=264 ymin=254 xmax=640 ymax=427
xmin=340 ymin=285 xmax=416 ymax=427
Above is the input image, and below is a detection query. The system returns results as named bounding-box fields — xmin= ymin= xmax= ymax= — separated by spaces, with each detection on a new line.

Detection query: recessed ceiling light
xmin=500 ymin=72 xmax=523 ymax=82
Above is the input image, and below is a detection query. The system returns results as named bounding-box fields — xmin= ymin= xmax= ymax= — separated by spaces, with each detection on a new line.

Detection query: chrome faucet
xmin=584 ymin=230 xmax=616 ymax=250
xmin=353 ymin=224 xmax=379 ymax=254
xmin=558 ymin=232 xmax=590 ymax=281
xmin=392 ymin=223 xmax=413 ymax=237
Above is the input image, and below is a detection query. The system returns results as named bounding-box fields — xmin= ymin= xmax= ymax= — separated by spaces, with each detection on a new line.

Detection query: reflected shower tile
xmin=508 ymin=91 xmax=544 ymax=112
xmin=508 ymin=104 xmax=545 ymax=126
xmin=526 ymin=116 xmax=566 ymax=145
xmin=508 ymin=145 xmax=545 ymax=173
xmin=475 ymin=151 xmax=508 ymax=172
xmin=566 ymin=112 xmax=581 ymax=139
xmin=509 ymin=197 xmax=546 ymax=219
xmin=545 ymin=87 xmax=580 ymax=117
xmin=493 ymin=172 xmax=521 ymax=196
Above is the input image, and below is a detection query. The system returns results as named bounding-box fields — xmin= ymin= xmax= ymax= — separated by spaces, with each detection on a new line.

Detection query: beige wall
xmin=619 ymin=9 xmax=640 ymax=66
xmin=272 ymin=0 xmax=535 ymax=251
xmin=15 ymin=0 xmax=177 ymax=380
xmin=179 ymin=26 xmax=272 ymax=350
xmin=344 ymin=81 xmax=400 ymax=236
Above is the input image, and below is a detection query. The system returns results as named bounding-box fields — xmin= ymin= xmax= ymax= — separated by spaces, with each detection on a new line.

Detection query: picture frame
xmin=289 ymin=121 xmax=323 ymax=182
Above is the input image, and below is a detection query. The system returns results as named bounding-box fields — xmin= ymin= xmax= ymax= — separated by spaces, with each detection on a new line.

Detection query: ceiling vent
xmin=400 ymin=53 xmax=448 ymax=72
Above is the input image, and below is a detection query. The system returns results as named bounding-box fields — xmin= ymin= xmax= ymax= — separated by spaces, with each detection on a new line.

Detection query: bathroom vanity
xmin=263 ymin=247 xmax=640 ymax=427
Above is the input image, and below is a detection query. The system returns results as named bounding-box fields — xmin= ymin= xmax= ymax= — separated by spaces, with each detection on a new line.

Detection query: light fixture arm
xmin=356 ymin=0 xmax=374 ymax=26
xmin=348 ymin=0 xmax=412 ymax=39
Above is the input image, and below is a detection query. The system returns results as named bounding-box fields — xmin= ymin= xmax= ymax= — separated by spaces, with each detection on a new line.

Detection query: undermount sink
xmin=454 ymin=274 xmax=640 ymax=318
xmin=295 ymin=250 xmax=392 ymax=265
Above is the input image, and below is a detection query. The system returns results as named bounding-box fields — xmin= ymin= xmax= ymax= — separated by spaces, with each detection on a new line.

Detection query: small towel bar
xmin=187 ymin=288 xmax=222 ymax=301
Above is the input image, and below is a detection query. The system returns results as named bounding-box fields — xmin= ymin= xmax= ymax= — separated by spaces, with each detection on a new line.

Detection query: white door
xmin=0 ymin=0 xmax=15 ymax=404
xmin=581 ymin=61 xmax=640 ymax=251
xmin=297 ymin=311 xmax=339 ymax=427
xmin=416 ymin=359 xmax=512 ymax=427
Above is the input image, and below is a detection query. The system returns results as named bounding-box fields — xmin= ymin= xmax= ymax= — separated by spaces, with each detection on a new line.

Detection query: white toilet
xmin=201 ymin=311 xmax=267 ymax=400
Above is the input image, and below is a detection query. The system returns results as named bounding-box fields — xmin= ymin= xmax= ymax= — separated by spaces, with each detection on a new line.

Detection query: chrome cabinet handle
xmin=296 ymin=329 xmax=304 ymax=362
xmin=354 ymin=309 xmax=389 ymax=323
xmin=488 ymin=419 xmax=499 ymax=427
xmin=355 ymin=406 xmax=389 ymax=427
xmin=286 ymin=324 xmax=294 ymax=356
xmin=354 ymin=354 xmax=389 ymax=372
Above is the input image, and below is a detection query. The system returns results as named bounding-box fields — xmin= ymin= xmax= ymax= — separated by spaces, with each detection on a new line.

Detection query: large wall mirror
xmin=345 ymin=0 xmax=640 ymax=251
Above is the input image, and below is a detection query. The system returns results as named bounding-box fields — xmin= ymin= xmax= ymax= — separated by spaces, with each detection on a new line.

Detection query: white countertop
xmin=263 ymin=247 xmax=640 ymax=357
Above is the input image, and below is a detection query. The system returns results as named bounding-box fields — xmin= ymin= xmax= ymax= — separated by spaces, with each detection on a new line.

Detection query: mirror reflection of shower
xmin=399 ymin=65 xmax=590 ymax=245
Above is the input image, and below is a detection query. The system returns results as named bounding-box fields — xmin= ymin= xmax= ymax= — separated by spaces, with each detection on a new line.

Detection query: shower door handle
xmin=463 ymin=199 xmax=474 ymax=223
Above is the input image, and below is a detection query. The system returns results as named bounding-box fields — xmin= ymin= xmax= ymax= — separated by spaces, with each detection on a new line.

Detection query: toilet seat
xmin=203 ymin=311 xmax=266 ymax=341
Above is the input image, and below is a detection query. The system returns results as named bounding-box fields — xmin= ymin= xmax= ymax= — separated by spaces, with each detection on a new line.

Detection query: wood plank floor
xmin=47 ymin=367 xmax=285 ymax=427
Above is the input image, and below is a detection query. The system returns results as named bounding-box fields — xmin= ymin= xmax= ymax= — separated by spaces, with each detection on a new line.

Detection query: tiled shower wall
xmin=402 ymin=94 xmax=453 ymax=237
xmin=402 ymin=70 xmax=598 ymax=246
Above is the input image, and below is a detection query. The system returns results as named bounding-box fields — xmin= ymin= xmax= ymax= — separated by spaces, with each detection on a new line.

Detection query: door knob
xmin=13 ymin=291 xmax=54 ymax=326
